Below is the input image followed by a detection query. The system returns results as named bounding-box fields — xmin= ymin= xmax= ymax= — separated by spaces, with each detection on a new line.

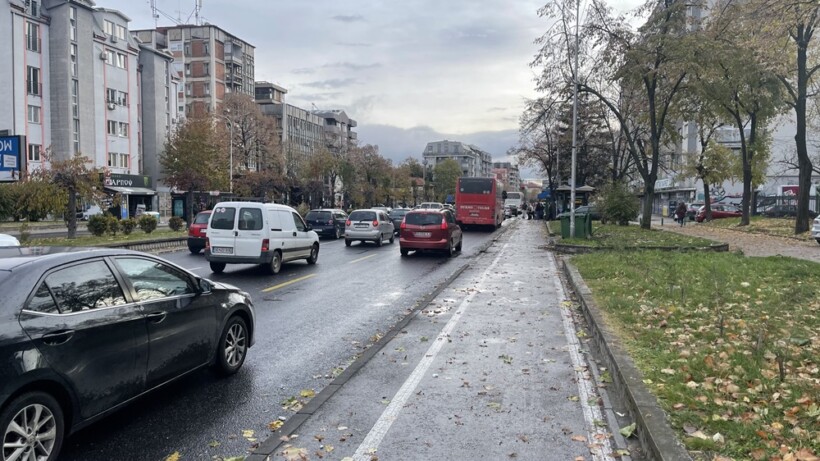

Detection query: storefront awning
xmin=105 ymin=186 xmax=156 ymax=195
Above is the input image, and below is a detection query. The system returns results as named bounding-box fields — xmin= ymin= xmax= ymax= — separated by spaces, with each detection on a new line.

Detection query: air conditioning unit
xmin=99 ymin=51 xmax=107 ymax=60
xmin=107 ymin=103 xmax=116 ymax=110
xmin=111 ymin=35 xmax=118 ymax=43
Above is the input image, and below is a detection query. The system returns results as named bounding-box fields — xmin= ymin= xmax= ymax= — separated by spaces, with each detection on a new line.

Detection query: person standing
xmin=675 ymin=201 xmax=688 ymax=226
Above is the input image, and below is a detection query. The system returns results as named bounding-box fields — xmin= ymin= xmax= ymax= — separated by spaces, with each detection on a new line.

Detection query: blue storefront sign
xmin=0 ymin=135 xmax=25 ymax=182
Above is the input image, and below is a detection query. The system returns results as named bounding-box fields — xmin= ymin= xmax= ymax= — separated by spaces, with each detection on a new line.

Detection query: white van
xmin=205 ymin=202 xmax=320 ymax=274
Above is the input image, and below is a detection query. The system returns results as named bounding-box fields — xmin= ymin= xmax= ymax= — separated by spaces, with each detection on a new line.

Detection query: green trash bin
xmin=560 ymin=214 xmax=591 ymax=238
xmin=560 ymin=215 xmax=570 ymax=238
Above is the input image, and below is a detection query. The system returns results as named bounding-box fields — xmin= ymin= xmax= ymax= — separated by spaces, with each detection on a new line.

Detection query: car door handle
xmin=234 ymin=230 xmax=238 ymax=236
xmin=292 ymin=231 xmax=297 ymax=236
xmin=146 ymin=311 xmax=167 ymax=323
xmin=41 ymin=330 xmax=75 ymax=346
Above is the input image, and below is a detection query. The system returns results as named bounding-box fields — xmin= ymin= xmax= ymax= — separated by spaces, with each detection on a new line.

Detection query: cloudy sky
xmin=104 ymin=0 xmax=641 ymax=175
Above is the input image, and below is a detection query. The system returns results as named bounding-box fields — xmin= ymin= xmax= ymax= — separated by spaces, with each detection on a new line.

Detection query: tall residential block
xmin=422 ymin=140 xmax=493 ymax=178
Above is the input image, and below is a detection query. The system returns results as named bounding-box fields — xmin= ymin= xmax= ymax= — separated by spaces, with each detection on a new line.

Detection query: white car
xmin=812 ymin=215 xmax=820 ymax=244
xmin=345 ymin=209 xmax=395 ymax=247
xmin=0 ymin=234 xmax=20 ymax=246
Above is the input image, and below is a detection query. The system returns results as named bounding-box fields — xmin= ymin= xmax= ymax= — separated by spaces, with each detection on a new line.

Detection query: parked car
xmin=187 ymin=210 xmax=212 ymax=254
xmin=371 ymin=206 xmax=392 ymax=214
xmin=761 ymin=204 xmax=818 ymax=219
xmin=556 ymin=205 xmax=602 ymax=221
xmin=345 ymin=209 xmax=395 ymax=247
xmin=0 ymin=233 xmax=20 ymax=246
xmin=0 ymin=247 xmax=255 ymax=461
xmin=416 ymin=202 xmax=444 ymax=210
xmin=695 ymin=203 xmax=742 ymax=222
xmin=812 ymin=214 xmax=820 ymax=244
xmin=399 ymin=209 xmax=463 ymax=256
xmin=388 ymin=208 xmax=412 ymax=235
xmin=305 ymin=209 xmax=348 ymax=239
xmin=205 ymin=202 xmax=320 ymax=274
xmin=686 ymin=202 xmax=704 ymax=221
xmin=81 ymin=205 xmax=103 ymax=221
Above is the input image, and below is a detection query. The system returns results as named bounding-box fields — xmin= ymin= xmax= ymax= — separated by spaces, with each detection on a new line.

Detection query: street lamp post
xmin=217 ymin=114 xmax=234 ymax=195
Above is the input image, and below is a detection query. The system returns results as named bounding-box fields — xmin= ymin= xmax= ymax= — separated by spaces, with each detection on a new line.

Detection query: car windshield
xmin=405 ymin=212 xmax=442 ymax=226
xmin=193 ymin=213 xmax=210 ymax=224
xmin=306 ymin=211 xmax=332 ymax=221
xmin=389 ymin=209 xmax=409 ymax=217
xmin=349 ymin=211 xmax=376 ymax=221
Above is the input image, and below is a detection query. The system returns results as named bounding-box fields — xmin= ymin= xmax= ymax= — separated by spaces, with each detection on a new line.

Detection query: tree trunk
xmin=794 ymin=30 xmax=813 ymax=234
xmin=740 ymin=114 xmax=756 ymax=226
xmin=186 ymin=190 xmax=195 ymax=227
xmin=66 ymin=188 xmax=78 ymax=239
xmin=702 ymin=180 xmax=712 ymax=222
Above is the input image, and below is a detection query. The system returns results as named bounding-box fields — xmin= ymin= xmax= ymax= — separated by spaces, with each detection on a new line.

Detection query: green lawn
xmin=23 ymin=229 xmax=185 ymax=247
xmin=555 ymin=222 xmax=716 ymax=248
xmin=701 ymin=216 xmax=814 ymax=241
xmin=572 ymin=251 xmax=820 ymax=460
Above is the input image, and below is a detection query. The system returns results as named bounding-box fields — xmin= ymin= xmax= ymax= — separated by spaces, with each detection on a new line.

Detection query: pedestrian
xmin=675 ymin=201 xmax=687 ymax=226
xmin=527 ymin=203 xmax=533 ymax=220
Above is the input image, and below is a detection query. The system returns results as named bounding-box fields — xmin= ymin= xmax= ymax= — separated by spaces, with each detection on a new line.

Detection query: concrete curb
xmin=561 ymin=260 xmax=693 ymax=461
xmin=553 ymin=242 xmax=729 ymax=254
xmin=100 ymin=237 xmax=187 ymax=252
xmin=247 ymin=222 xmax=513 ymax=460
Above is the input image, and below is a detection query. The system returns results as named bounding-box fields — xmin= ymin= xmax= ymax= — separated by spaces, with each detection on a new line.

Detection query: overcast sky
xmin=104 ymin=0 xmax=642 ymax=174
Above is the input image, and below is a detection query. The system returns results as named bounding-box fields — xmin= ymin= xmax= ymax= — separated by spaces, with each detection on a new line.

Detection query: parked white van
xmin=205 ymin=202 xmax=320 ymax=274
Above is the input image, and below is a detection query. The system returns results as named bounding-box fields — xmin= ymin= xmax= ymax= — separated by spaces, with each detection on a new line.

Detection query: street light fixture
xmin=217 ymin=112 xmax=234 ymax=194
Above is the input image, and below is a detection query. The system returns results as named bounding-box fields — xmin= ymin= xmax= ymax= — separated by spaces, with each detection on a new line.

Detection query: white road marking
xmin=351 ymin=243 xmax=506 ymax=460
xmin=547 ymin=252 xmax=615 ymax=461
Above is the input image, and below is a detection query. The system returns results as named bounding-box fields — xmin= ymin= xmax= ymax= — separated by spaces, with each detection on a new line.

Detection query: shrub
xmin=138 ymin=214 xmax=158 ymax=234
xmin=120 ymin=218 xmax=137 ymax=235
xmin=296 ymin=202 xmax=310 ymax=217
xmin=106 ymin=215 xmax=120 ymax=236
xmin=87 ymin=214 xmax=109 ymax=236
xmin=598 ymin=181 xmax=640 ymax=226
xmin=168 ymin=216 xmax=185 ymax=231
xmin=18 ymin=223 xmax=30 ymax=245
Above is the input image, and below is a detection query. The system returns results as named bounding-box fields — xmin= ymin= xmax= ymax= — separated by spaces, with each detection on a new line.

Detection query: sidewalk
xmin=247 ymin=219 xmax=635 ymax=461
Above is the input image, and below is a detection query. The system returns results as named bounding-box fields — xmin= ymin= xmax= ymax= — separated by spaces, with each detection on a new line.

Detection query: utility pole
xmin=569 ymin=0 xmax=580 ymax=237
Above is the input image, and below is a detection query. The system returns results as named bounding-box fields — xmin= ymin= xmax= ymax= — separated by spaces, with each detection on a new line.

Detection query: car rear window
xmin=349 ymin=211 xmax=376 ymax=221
xmin=210 ymin=207 xmax=236 ymax=230
xmin=193 ymin=212 xmax=210 ymax=224
xmin=405 ymin=212 xmax=442 ymax=226
xmin=389 ymin=209 xmax=409 ymax=218
xmin=306 ymin=211 xmax=332 ymax=221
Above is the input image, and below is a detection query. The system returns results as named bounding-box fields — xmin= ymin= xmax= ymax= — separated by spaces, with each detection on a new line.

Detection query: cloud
xmin=335 ymin=42 xmax=372 ymax=47
xmin=332 ymin=14 xmax=365 ymax=23
xmin=487 ymin=107 xmax=507 ymax=112
xmin=322 ymin=62 xmax=382 ymax=71
xmin=300 ymin=78 xmax=358 ymax=89
xmin=291 ymin=67 xmax=316 ymax=75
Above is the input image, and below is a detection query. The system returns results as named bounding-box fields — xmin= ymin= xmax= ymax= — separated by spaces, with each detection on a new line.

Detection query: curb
xmin=561 ymin=260 xmax=693 ymax=461
xmin=552 ymin=242 xmax=729 ymax=254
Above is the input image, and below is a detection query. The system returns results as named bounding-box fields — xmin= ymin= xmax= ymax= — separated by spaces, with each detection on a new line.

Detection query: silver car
xmin=345 ymin=209 xmax=395 ymax=247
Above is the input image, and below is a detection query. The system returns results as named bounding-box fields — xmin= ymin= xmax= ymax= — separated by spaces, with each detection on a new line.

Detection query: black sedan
xmin=0 ymin=247 xmax=255 ymax=461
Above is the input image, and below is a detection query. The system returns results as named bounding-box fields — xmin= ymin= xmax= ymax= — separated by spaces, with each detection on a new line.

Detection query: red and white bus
xmin=455 ymin=177 xmax=504 ymax=229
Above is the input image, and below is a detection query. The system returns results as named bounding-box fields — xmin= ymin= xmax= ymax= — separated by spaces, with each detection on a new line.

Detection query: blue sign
xmin=0 ymin=135 xmax=25 ymax=182
xmin=537 ymin=190 xmax=551 ymax=199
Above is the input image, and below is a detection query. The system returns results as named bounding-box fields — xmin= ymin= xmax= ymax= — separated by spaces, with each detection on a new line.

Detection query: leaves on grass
xmin=281 ymin=446 xmax=309 ymax=461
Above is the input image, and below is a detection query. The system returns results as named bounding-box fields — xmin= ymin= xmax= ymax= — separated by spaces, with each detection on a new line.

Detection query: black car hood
xmin=211 ymin=280 xmax=241 ymax=292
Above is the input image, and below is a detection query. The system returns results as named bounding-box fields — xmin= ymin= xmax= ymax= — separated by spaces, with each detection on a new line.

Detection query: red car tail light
xmin=346 ymin=219 xmax=351 ymax=226
xmin=205 ymin=237 xmax=210 ymax=249
xmin=261 ymin=239 xmax=270 ymax=252
xmin=400 ymin=220 xmax=406 ymax=230
xmin=372 ymin=220 xmax=379 ymax=227
xmin=441 ymin=217 xmax=448 ymax=230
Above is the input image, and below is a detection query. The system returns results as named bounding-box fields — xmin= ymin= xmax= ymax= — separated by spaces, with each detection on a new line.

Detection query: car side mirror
xmin=198 ymin=278 xmax=213 ymax=294
xmin=305 ymin=224 xmax=313 ymax=231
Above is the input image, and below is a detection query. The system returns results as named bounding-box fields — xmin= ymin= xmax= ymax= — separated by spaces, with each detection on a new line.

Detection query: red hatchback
xmin=695 ymin=204 xmax=741 ymax=222
xmin=187 ymin=210 xmax=212 ymax=254
xmin=399 ymin=209 xmax=463 ymax=256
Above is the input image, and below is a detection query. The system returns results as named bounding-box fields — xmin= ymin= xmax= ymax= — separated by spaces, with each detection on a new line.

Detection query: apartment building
xmin=492 ymin=161 xmax=521 ymax=192
xmin=422 ymin=140 xmax=493 ymax=178
xmin=135 ymin=24 xmax=254 ymax=118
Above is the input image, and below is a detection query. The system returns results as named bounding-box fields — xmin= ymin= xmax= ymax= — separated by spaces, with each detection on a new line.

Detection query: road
xmin=58 ymin=224 xmax=505 ymax=460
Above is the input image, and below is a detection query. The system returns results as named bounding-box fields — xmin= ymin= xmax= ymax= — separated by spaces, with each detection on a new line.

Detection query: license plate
xmin=211 ymin=246 xmax=233 ymax=255
xmin=415 ymin=232 xmax=431 ymax=238
xmin=355 ymin=224 xmax=368 ymax=228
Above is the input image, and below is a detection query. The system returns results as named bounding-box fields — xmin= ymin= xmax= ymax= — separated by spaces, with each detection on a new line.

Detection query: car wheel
xmin=345 ymin=238 xmax=352 ymax=247
xmin=447 ymin=240 xmax=454 ymax=257
xmin=816 ymin=238 xmax=820 ymax=245
xmin=268 ymin=251 xmax=282 ymax=274
xmin=400 ymin=248 xmax=409 ymax=256
xmin=389 ymin=233 xmax=395 ymax=244
xmin=307 ymin=244 xmax=319 ymax=264
xmin=0 ymin=391 xmax=64 ymax=461
xmin=335 ymin=227 xmax=341 ymax=239
xmin=210 ymin=262 xmax=226 ymax=274
xmin=456 ymin=238 xmax=462 ymax=252
xmin=188 ymin=246 xmax=202 ymax=255
xmin=375 ymin=234 xmax=382 ymax=247
xmin=215 ymin=316 xmax=248 ymax=376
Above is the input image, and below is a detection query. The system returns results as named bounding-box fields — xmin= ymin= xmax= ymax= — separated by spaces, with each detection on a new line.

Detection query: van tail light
xmin=261 ymin=239 xmax=270 ymax=252
xmin=373 ymin=220 xmax=379 ymax=227
xmin=205 ymin=237 xmax=210 ymax=249
xmin=441 ymin=217 xmax=448 ymax=230
xmin=400 ymin=220 xmax=406 ymax=231
xmin=345 ymin=219 xmax=351 ymax=226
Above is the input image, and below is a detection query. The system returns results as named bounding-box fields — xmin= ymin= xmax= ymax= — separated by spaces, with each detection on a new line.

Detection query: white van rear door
xmin=208 ymin=205 xmax=238 ymax=255
xmin=234 ymin=206 xmax=265 ymax=258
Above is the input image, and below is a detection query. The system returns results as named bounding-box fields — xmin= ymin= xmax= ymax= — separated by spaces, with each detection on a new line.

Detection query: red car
xmin=695 ymin=204 xmax=741 ymax=222
xmin=399 ymin=209 xmax=463 ymax=256
xmin=187 ymin=210 xmax=212 ymax=254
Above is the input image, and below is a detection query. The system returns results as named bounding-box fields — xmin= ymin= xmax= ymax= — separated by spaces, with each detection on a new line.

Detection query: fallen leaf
xmin=164 ymin=452 xmax=181 ymax=461
xmin=282 ymin=446 xmax=309 ymax=461
xmin=619 ymin=423 xmax=636 ymax=438
xmin=570 ymin=435 xmax=587 ymax=442
xmin=269 ymin=420 xmax=284 ymax=431
xmin=208 ymin=440 xmax=221 ymax=448
xmin=300 ymin=389 xmax=316 ymax=399
xmin=242 ymin=430 xmax=255 ymax=439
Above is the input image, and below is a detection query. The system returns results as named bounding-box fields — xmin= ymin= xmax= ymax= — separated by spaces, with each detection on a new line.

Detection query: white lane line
xmin=351 ymin=243 xmax=507 ymax=461
xmin=547 ymin=251 xmax=615 ymax=461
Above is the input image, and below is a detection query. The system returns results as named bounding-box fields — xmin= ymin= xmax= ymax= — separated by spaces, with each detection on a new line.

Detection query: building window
xmin=69 ymin=7 xmax=77 ymax=41
xmin=28 ymin=144 xmax=41 ymax=162
xmin=184 ymin=63 xmax=191 ymax=76
xmin=108 ymin=152 xmax=128 ymax=168
xmin=26 ymin=66 xmax=40 ymax=95
xmin=118 ymin=91 xmax=128 ymax=106
xmin=116 ymin=53 xmax=126 ymax=69
xmin=70 ymin=44 xmax=78 ymax=77
xmin=184 ymin=41 xmax=191 ymax=55
xmin=106 ymin=88 xmax=116 ymax=103
xmin=72 ymin=118 xmax=80 ymax=154
xmin=202 ymin=62 xmax=209 ymax=76
xmin=105 ymin=49 xmax=115 ymax=65
xmin=71 ymin=80 xmax=79 ymax=118
xmin=118 ymin=122 xmax=129 ymax=137
xmin=27 ymin=0 xmax=39 ymax=16
xmin=185 ymin=83 xmax=192 ymax=97
xmin=203 ymin=43 xmax=209 ymax=55
xmin=204 ymin=82 xmax=210 ymax=95
xmin=27 ymin=105 xmax=41 ymax=124
xmin=115 ymin=25 xmax=126 ymax=41
xmin=26 ymin=22 xmax=40 ymax=52
xmin=104 ymin=20 xmax=114 ymax=36
xmin=107 ymin=120 xmax=117 ymax=135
